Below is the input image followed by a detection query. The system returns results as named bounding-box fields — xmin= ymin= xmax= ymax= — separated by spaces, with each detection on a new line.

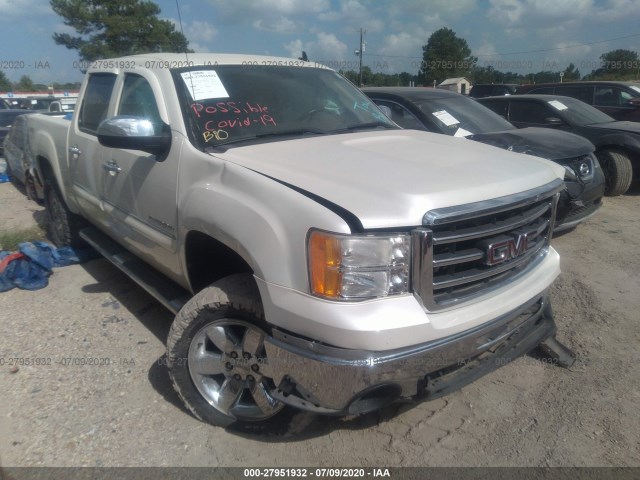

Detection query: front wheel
xmin=596 ymin=150 xmax=633 ymax=196
xmin=166 ymin=274 xmax=315 ymax=436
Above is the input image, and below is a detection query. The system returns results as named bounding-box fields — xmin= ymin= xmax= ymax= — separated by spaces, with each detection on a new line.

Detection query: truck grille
xmin=411 ymin=179 xmax=563 ymax=311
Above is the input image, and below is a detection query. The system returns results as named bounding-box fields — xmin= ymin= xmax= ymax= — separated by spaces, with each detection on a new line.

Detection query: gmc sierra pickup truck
xmin=27 ymin=53 xmax=573 ymax=435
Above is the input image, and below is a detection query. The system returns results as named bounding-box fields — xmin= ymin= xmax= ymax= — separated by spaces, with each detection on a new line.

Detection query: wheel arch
xmin=184 ymin=230 xmax=255 ymax=295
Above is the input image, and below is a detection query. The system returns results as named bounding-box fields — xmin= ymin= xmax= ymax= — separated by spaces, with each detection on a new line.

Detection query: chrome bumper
xmin=263 ymin=294 xmax=556 ymax=415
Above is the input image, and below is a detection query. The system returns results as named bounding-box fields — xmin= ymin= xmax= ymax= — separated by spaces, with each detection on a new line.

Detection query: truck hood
xmin=215 ymin=130 xmax=565 ymax=229
xmin=468 ymin=127 xmax=594 ymax=160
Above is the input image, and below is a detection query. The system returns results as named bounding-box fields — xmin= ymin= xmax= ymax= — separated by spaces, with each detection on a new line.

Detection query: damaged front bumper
xmin=262 ymin=293 xmax=563 ymax=415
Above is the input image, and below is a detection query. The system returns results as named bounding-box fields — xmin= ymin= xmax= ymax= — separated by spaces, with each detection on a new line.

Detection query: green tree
xmin=50 ymin=0 xmax=191 ymax=62
xmin=562 ymin=63 xmax=581 ymax=81
xmin=586 ymin=49 xmax=639 ymax=80
xmin=398 ymin=72 xmax=416 ymax=86
xmin=0 ymin=70 xmax=12 ymax=91
xmin=419 ymin=28 xmax=477 ymax=86
xmin=53 ymin=81 xmax=82 ymax=90
xmin=15 ymin=75 xmax=35 ymax=91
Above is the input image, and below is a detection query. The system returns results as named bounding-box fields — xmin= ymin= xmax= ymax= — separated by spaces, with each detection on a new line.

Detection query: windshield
xmin=546 ymin=96 xmax=615 ymax=125
xmin=415 ymin=95 xmax=516 ymax=135
xmin=172 ymin=65 xmax=396 ymax=150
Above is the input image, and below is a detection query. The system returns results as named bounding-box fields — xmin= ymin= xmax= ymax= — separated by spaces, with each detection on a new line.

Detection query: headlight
xmin=562 ymin=154 xmax=596 ymax=182
xmin=308 ymin=230 xmax=410 ymax=300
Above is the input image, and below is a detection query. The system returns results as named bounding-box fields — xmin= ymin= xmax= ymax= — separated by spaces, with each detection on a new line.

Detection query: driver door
xmin=100 ymin=72 xmax=180 ymax=270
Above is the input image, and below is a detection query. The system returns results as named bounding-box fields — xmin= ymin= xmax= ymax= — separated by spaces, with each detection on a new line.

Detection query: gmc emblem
xmin=483 ymin=233 xmax=531 ymax=266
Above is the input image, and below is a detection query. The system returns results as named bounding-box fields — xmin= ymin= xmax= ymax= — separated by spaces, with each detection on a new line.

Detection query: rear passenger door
xmin=68 ymin=73 xmax=117 ymax=224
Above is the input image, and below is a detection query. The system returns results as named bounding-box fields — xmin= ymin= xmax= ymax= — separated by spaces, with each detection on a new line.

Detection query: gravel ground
xmin=0 ymin=180 xmax=639 ymax=468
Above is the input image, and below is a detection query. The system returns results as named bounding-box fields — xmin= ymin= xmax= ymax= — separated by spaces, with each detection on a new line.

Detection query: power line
xmin=364 ymin=32 xmax=640 ymax=60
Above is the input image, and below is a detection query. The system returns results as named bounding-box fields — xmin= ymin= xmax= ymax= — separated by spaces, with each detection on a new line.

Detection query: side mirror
xmin=544 ymin=117 xmax=564 ymax=126
xmin=625 ymin=98 xmax=640 ymax=108
xmin=377 ymin=105 xmax=392 ymax=118
xmin=97 ymin=116 xmax=171 ymax=157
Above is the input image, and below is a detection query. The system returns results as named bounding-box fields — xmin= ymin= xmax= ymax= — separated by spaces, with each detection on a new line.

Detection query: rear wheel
xmin=596 ymin=150 xmax=633 ymax=196
xmin=167 ymin=273 xmax=315 ymax=436
xmin=43 ymin=176 xmax=86 ymax=247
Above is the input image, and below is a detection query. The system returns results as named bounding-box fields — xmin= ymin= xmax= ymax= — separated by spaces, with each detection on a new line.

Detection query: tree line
xmin=342 ymin=28 xmax=639 ymax=87
xmin=0 ymin=72 xmax=80 ymax=93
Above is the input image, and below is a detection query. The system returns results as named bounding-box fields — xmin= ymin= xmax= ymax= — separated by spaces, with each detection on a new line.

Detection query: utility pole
xmin=354 ymin=28 xmax=366 ymax=86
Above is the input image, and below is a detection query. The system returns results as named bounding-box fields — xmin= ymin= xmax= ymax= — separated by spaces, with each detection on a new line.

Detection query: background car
xmin=2 ymin=113 xmax=41 ymax=200
xmin=48 ymin=98 xmax=76 ymax=113
xmin=515 ymin=81 xmax=640 ymax=122
xmin=469 ymin=83 xmax=519 ymax=98
xmin=0 ymin=110 xmax=35 ymax=157
xmin=478 ymin=94 xmax=640 ymax=196
xmin=363 ymin=87 xmax=605 ymax=231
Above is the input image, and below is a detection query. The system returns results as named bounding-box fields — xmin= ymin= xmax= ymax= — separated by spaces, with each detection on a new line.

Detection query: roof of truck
xmin=86 ymin=53 xmax=326 ymax=72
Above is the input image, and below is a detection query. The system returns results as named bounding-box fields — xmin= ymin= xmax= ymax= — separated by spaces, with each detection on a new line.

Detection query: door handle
xmin=103 ymin=160 xmax=122 ymax=175
xmin=69 ymin=146 xmax=82 ymax=157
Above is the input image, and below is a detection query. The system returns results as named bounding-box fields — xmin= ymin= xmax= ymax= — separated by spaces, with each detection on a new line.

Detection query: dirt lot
xmin=0 ymin=180 xmax=639 ymax=468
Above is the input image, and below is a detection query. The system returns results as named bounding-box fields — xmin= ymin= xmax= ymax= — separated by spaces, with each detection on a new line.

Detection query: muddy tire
xmin=596 ymin=150 xmax=633 ymax=196
xmin=166 ymin=273 xmax=315 ymax=436
xmin=43 ymin=176 xmax=86 ymax=247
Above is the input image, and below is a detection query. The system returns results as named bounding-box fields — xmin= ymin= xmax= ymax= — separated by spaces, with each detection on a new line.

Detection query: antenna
xmin=175 ymin=0 xmax=190 ymax=59
xmin=175 ymin=0 xmax=198 ymax=104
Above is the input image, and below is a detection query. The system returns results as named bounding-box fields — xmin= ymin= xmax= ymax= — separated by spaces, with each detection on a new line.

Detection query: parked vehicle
xmin=27 ymin=53 xmax=572 ymax=434
xmin=478 ymin=94 xmax=640 ymax=196
xmin=469 ymin=83 xmax=519 ymax=98
xmin=2 ymin=113 xmax=41 ymax=199
xmin=516 ymin=81 xmax=640 ymax=122
xmin=0 ymin=110 xmax=34 ymax=156
xmin=363 ymin=87 xmax=604 ymax=231
xmin=48 ymin=98 xmax=76 ymax=113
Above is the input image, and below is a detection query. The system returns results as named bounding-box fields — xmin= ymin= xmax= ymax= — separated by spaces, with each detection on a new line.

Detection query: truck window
xmin=78 ymin=73 xmax=117 ymax=133
xmin=509 ymin=101 xmax=551 ymax=124
xmin=555 ymin=85 xmax=594 ymax=104
xmin=118 ymin=74 xmax=161 ymax=123
xmin=594 ymin=86 xmax=632 ymax=106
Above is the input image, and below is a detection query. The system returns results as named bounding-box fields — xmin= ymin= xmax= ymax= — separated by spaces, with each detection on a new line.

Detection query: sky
xmin=0 ymin=0 xmax=639 ymax=87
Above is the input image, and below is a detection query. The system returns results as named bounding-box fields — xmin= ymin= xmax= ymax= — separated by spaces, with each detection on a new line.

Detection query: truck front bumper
xmin=263 ymin=294 xmax=555 ymax=415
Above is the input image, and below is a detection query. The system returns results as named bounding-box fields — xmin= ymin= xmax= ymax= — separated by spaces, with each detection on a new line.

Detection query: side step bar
xmin=80 ymin=227 xmax=190 ymax=314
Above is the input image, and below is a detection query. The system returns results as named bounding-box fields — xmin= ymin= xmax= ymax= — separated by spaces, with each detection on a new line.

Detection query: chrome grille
xmin=411 ymin=179 xmax=563 ymax=311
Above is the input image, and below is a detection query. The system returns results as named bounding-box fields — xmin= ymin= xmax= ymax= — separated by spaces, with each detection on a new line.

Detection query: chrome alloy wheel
xmin=188 ymin=319 xmax=284 ymax=421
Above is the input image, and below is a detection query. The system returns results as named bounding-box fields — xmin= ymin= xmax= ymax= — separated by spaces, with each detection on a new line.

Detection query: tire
xmin=25 ymin=172 xmax=40 ymax=203
xmin=596 ymin=150 xmax=633 ymax=196
xmin=167 ymin=273 xmax=316 ymax=436
xmin=43 ymin=176 xmax=86 ymax=247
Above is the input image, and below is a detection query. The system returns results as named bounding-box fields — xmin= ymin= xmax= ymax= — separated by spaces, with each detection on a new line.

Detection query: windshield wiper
xmin=254 ymin=128 xmax=328 ymax=138
xmin=204 ymin=128 xmax=328 ymax=152
xmin=332 ymin=121 xmax=397 ymax=133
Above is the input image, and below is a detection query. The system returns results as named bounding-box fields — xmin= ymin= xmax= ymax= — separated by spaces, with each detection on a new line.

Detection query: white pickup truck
xmin=27 ymin=53 xmax=573 ymax=435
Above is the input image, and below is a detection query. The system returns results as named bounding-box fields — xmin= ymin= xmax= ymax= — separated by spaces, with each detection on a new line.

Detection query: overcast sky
xmin=1 ymin=0 xmax=639 ymax=85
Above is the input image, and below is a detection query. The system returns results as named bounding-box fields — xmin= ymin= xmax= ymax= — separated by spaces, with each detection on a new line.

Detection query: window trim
xmin=77 ymin=72 xmax=118 ymax=135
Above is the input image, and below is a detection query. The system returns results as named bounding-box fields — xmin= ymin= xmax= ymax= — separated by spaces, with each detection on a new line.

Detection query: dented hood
xmin=215 ymin=130 xmax=565 ymax=229
xmin=468 ymin=127 xmax=594 ymax=160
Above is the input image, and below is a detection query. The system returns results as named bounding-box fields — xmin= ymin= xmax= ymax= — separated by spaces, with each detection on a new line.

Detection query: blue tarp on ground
xmin=0 ymin=241 xmax=97 ymax=292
